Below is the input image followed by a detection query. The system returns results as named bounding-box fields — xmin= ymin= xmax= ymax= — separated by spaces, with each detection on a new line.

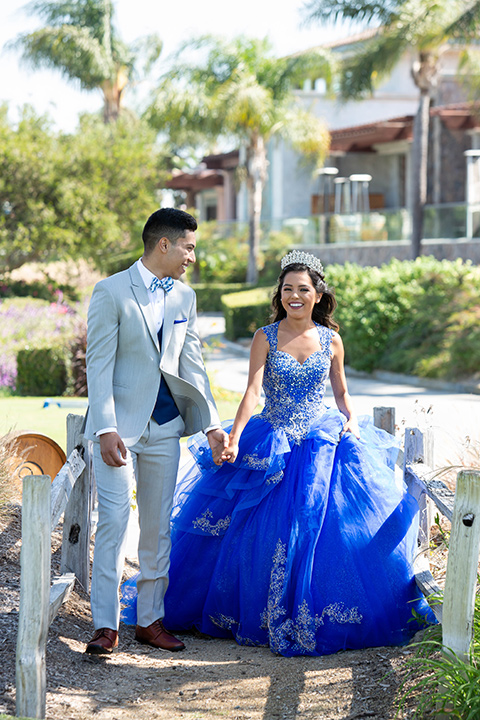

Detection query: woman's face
xmin=280 ymin=270 xmax=321 ymax=318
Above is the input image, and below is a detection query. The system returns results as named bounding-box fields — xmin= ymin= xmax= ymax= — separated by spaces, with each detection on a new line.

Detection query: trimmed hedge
xmin=192 ymin=283 xmax=249 ymax=312
xmin=222 ymin=287 xmax=273 ymax=341
xmin=16 ymin=346 xmax=70 ymax=396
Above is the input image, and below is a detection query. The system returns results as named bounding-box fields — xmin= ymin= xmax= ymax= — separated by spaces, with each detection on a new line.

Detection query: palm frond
xmin=144 ymin=83 xmax=220 ymax=144
xmin=23 ymin=0 xmax=115 ymax=42
xmin=281 ymin=106 xmax=330 ymax=169
xmin=340 ymin=29 xmax=407 ymax=98
xmin=11 ymin=25 xmax=113 ymax=88
xmin=263 ymin=48 xmax=338 ymax=98
xmin=301 ymin=0 xmax=402 ymax=27
xmin=214 ymin=71 xmax=274 ymax=137
xmin=441 ymin=0 xmax=480 ymax=42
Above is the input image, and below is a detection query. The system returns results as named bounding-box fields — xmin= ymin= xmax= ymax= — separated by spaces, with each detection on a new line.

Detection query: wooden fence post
xmin=16 ymin=475 xmax=51 ymax=719
xmin=61 ymin=414 xmax=92 ymax=591
xmin=373 ymin=406 xmax=395 ymax=435
xmin=442 ymin=469 xmax=480 ymax=662
xmin=404 ymin=427 xmax=434 ymax=552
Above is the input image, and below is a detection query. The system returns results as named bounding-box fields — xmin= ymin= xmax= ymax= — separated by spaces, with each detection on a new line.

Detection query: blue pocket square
xmin=174 ymin=318 xmax=187 ymax=324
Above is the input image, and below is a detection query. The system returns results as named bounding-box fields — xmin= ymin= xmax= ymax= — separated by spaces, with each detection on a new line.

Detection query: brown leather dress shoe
xmin=85 ymin=628 xmax=118 ymax=654
xmin=135 ymin=619 xmax=185 ymax=651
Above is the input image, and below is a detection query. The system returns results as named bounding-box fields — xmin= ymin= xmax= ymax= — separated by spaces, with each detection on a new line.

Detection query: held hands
xmin=206 ymin=428 xmax=229 ymax=465
xmin=206 ymin=429 xmax=239 ymax=465
xmin=221 ymin=437 xmax=239 ymax=464
xmin=100 ymin=432 xmax=127 ymax=467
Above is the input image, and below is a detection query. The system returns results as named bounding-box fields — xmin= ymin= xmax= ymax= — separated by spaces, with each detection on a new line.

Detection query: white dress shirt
xmin=136 ymin=258 xmax=166 ymax=332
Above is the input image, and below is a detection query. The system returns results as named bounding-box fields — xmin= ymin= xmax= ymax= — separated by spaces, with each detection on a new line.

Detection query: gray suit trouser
xmin=90 ymin=414 xmax=185 ymax=630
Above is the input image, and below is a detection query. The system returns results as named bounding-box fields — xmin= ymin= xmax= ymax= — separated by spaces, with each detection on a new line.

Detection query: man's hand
xmin=206 ymin=428 xmax=229 ymax=465
xmin=100 ymin=432 xmax=127 ymax=467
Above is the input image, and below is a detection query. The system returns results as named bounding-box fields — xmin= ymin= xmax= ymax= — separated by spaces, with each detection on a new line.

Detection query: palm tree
xmin=9 ymin=0 xmax=162 ymax=123
xmin=303 ymin=0 xmax=480 ymax=258
xmin=145 ymin=35 xmax=333 ymax=283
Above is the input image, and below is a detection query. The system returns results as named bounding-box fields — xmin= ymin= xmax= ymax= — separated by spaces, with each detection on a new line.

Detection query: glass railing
xmin=202 ymin=203 xmax=480 ymax=245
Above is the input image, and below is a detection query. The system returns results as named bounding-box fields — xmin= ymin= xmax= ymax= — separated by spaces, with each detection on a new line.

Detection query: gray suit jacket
xmin=84 ymin=262 xmax=220 ymax=445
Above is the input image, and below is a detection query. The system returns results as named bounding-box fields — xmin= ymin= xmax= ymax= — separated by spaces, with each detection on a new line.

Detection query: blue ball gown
xmin=122 ymin=321 xmax=435 ymax=656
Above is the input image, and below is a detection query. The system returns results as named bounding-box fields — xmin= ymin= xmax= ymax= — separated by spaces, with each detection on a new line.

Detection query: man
xmin=84 ymin=208 xmax=227 ymax=654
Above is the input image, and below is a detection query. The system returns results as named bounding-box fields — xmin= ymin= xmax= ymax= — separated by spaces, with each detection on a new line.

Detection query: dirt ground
xmin=0 ymin=500 xmax=434 ymax=720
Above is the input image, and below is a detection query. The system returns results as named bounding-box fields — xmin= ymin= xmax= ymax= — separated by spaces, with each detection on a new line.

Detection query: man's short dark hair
xmin=142 ymin=208 xmax=197 ymax=254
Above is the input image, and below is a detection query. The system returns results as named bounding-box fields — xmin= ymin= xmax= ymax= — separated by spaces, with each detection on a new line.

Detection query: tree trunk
xmin=410 ymin=89 xmax=430 ymax=258
xmin=410 ymin=51 xmax=437 ymax=259
xmin=246 ymin=136 xmax=268 ymax=285
xmin=102 ymin=78 xmax=123 ymax=123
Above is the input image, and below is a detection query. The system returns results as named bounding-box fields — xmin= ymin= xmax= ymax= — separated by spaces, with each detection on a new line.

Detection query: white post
xmin=16 ymin=475 xmax=51 ymax=719
xmin=442 ymin=470 xmax=480 ymax=662
xmin=404 ymin=427 xmax=434 ymax=551
xmin=373 ymin=406 xmax=395 ymax=436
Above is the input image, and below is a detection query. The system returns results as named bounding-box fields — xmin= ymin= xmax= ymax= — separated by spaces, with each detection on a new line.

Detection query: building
xmin=165 ymin=32 xmax=480 ymax=254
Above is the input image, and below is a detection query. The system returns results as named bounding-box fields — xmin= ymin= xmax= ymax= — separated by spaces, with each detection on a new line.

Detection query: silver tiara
xmin=280 ymin=250 xmax=324 ymax=276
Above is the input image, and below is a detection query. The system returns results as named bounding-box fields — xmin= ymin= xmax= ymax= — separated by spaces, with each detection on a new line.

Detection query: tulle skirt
xmin=121 ymin=409 xmax=435 ymax=656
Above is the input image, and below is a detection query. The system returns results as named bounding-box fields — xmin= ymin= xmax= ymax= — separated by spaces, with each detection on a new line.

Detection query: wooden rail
xmin=14 ymin=407 xmax=480 ymax=717
xmin=15 ymin=414 xmax=89 ymax=719
xmin=402 ymin=424 xmax=480 ymax=662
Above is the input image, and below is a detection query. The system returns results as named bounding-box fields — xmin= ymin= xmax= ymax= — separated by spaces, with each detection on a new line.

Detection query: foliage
xmin=0 ymin=433 xmax=19 ymax=511
xmin=70 ymin=323 xmax=88 ymax=397
xmin=0 ymin=107 xmax=165 ymax=274
xmin=0 ymin=297 xmax=83 ymax=393
xmin=302 ymin=1 xmax=480 ymax=101
xmin=222 ymin=287 xmax=272 ymax=341
xmin=16 ymin=346 xmax=70 ymax=396
xmin=62 ymin=113 xmax=165 ymax=274
xmin=192 ymin=284 xmax=249 ymax=312
xmin=0 ymin=276 xmax=77 ymax=302
xmin=193 ymin=222 xmax=250 ymax=283
xmin=145 ymin=35 xmax=331 ymax=283
xmin=8 ymin=0 xmax=163 ymax=123
xmin=326 ymin=257 xmax=480 ymax=379
xmin=399 ymin=637 xmax=480 ymax=719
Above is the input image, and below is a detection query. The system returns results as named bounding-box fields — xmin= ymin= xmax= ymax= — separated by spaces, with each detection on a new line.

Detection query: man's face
xmin=164 ymin=231 xmax=196 ymax=279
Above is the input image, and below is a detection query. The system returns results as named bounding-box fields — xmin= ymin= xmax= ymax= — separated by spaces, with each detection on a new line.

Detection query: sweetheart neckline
xmin=275 ymin=349 xmax=324 ymax=366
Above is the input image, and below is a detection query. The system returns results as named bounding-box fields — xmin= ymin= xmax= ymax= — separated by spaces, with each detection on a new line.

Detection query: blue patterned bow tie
xmin=149 ymin=276 xmax=174 ymax=293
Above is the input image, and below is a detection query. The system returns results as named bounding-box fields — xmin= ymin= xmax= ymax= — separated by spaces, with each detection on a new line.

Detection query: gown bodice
xmin=260 ymin=321 xmax=334 ymax=444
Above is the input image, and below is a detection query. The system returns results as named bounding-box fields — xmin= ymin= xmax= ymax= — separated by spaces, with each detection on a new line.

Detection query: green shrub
xmin=16 ymin=346 xmax=70 ymax=396
xmin=192 ymin=283 xmax=249 ymax=312
xmin=0 ymin=276 xmax=78 ymax=302
xmin=326 ymin=257 xmax=480 ymax=379
xmin=222 ymin=287 xmax=273 ymax=340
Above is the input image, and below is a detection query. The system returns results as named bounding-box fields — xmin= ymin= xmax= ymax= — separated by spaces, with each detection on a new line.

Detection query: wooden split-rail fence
xmin=15 ymin=407 xmax=480 ymax=719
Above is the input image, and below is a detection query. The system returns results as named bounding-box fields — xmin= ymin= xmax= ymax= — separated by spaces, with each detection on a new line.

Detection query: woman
xmin=123 ymin=250 xmax=434 ymax=656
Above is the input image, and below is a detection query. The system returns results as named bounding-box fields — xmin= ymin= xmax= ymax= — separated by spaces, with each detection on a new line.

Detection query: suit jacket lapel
xmin=162 ymin=282 xmax=179 ymax=355
xmin=128 ymin=264 xmax=159 ymax=349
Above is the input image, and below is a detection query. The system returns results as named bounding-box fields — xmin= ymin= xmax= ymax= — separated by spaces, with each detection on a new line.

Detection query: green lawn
xmin=0 ymin=396 xmax=87 ymax=450
xmin=0 ymin=382 xmax=243 ymax=452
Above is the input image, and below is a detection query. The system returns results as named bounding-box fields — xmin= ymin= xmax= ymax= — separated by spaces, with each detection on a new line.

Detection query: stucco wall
xmin=300 ymin=239 xmax=480 ymax=268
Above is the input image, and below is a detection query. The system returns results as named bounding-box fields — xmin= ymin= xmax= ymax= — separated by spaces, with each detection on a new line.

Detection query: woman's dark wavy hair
xmin=270 ymin=262 xmax=339 ymax=331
